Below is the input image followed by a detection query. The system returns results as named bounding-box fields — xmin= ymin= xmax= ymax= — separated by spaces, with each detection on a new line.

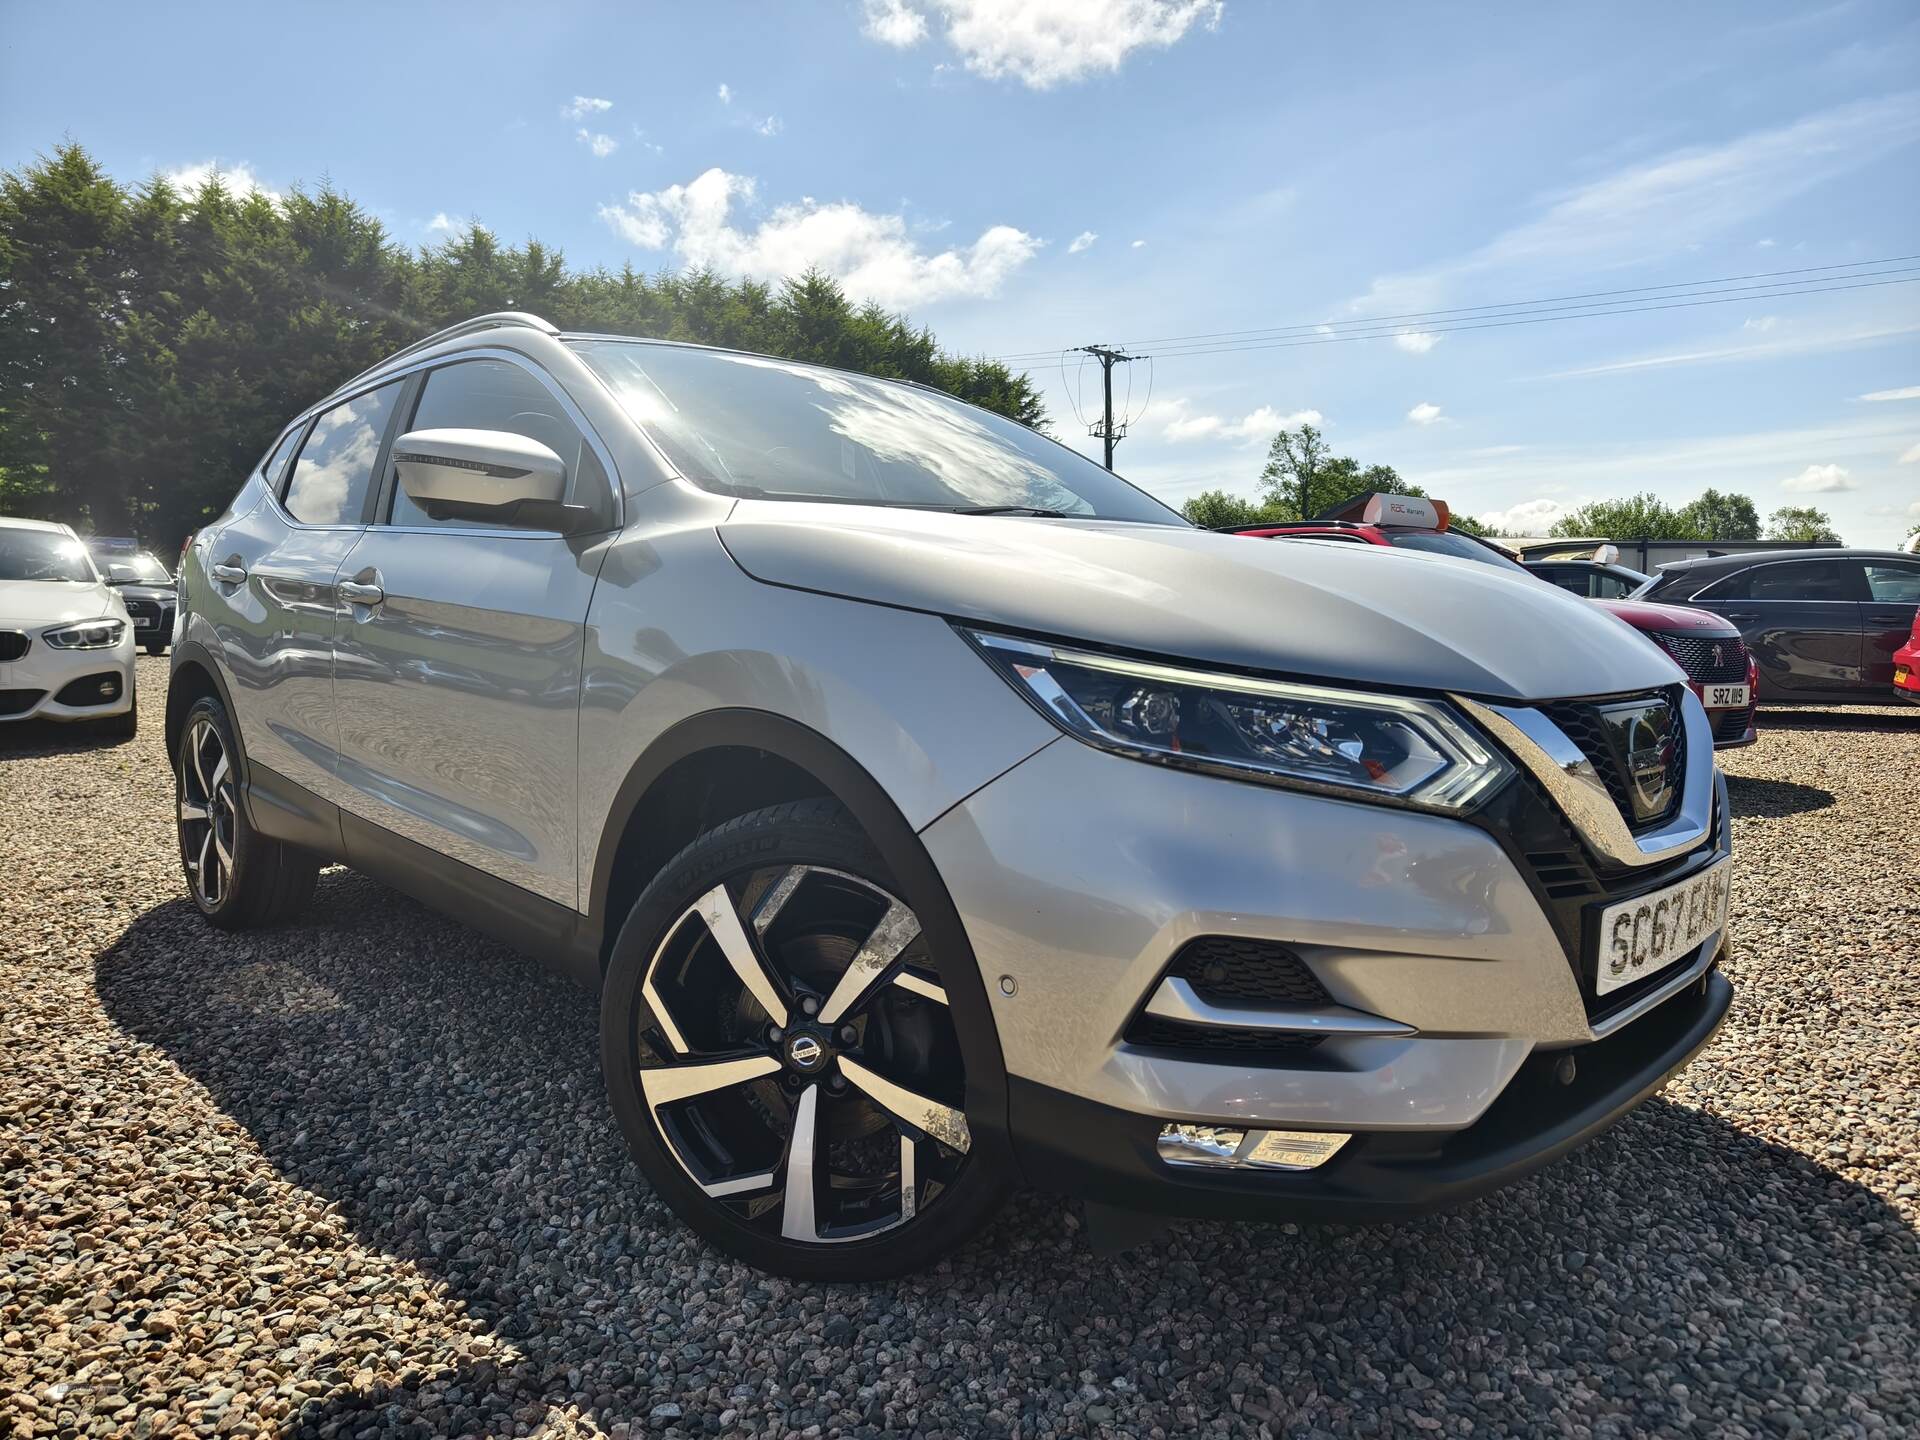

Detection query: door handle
xmin=1866 ymin=613 xmax=1908 ymax=625
xmin=337 ymin=579 xmax=385 ymax=605
xmin=210 ymin=561 xmax=248 ymax=585
xmin=1724 ymin=611 xmax=1759 ymax=621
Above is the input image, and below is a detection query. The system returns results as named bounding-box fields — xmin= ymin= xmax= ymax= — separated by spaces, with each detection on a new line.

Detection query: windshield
xmin=0 ymin=529 xmax=97 ymax=583
xmin=1385 ymin=529 xmax=1530 ymax=574
xmin=108 ymin=553 xmax=172 ymax=583
xmin=572 ymin=340 xmax=1185 ymax=525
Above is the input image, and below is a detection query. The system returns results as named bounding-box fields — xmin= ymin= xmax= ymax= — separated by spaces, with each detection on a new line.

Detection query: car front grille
xmin=124 ymin=599 xmax=170 ymax=629
xmin=1711 ymin=705 xmax=1755 ymax=744
xmin=1538 ymin=687 xmax=1687 ymax=832
xmin=1654 ymin=632 xmax=1749 ymax=684
xmin=1168 ymin=936 xmax=1331 ymax=1008
xmin=1123 ymin=1017 xmax=1323 ymax=1055
xmin=0 ymin=688 xmax=44 ymax=717
xmin=0 ymin=631 xmax=28 ymax=662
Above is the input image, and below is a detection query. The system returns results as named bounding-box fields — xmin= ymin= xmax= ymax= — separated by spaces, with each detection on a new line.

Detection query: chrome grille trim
xmin=1458 ymin=688 xmax=1715 ymax=869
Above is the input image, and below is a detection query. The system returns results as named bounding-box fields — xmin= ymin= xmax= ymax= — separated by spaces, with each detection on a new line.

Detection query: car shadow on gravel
xmin=94 ymin=870 xmax=1920 ymax=1437
xmin=1757 ymin=706 xmax=1920 ymax=734
xmin=0 ymin=716 xmax=138 ymax=756
xmin=1724 ymin=774 xmax=1835 ymax=817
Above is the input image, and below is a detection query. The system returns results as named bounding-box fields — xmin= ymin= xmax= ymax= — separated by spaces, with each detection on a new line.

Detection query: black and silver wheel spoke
xmin=634 ymin=863 xmax=969 ymax=1249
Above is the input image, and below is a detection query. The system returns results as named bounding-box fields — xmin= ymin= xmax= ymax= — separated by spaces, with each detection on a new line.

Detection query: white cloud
xmin=1743 ymin=315 xmax=1778 ymax=332
xmin=1160 ymin=398 xmax=1320 ymax=443
xmin=599 ymin=167 xmax=1040 ymax=307
xmin=576 ymin=129 xmax=619 ymax=158
xmin=1394 ymin=331 xmax=1440 ymax=354
xmin=1407 ymin=401 xmax=1445 ymax=426
xmin=1477 ymin=498 xmax=1569 ymax=536
xmin=1781 ymin=463 xmax=1855 ymax=493
xmin=1350 ymin=95 xmax=1920 ymax=314
xmin=161 ymin=160 xmax=279 ymax=203
xmin=861 ymin=0 xmax=1222 ymax=88
xmin=1067 ymin=230 xmax=1098 ymax=254
xmin=754 ymin=115 xmax=782 ymax=137
xmin=1900 ymin=442 xmax=1920 ymax=464
xmin=1861 ymin=385 xmax=1920 ymax=402
xmin=1130 ymin=239 xmax=1147 ymax=249
xmin=717 ymin=82 xmax=733 ymax=104
xmin=863 ymin=0 xmax=929 ymax=46
xmin=426 ymin=212 xmax=476 ymax=238
xmin=562 ymin=96 xmax=613 ymax=120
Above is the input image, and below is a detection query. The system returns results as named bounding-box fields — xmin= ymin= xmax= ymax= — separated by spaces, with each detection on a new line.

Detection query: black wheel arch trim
xmin=592 ymin=707 xmax=1013 ymax=1159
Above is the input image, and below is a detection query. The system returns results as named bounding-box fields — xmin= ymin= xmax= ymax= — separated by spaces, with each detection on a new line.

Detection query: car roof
xmin=1658 ymin=547 xmax=1915 ymax=573
xmin=0 ymin=516 xmax=74 ymax=535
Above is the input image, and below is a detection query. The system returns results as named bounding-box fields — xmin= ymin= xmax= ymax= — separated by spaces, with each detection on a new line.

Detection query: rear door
xmin=1691 ymin=558 xmax=1866 ymax=700
xmin=203 ymin=382 xmax=406 ymax=803
xmin=330 ymin=354 xmax=619 ymax=907
xmin=1860 ymin=558 xmax=1920 ymax=689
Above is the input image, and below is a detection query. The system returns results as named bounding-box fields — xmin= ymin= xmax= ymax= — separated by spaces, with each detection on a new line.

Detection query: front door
xmin=1692 ymin=557 xmax=1865 ymax=700
xmin=329 ymin=356 xmax=617 ymax=907
xmin=204 ymin=382 xmax=405 ymax=802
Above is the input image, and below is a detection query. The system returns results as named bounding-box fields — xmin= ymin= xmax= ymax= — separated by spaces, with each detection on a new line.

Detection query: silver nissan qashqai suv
xmin=168 ymin=312 xmax=1734 ymax=1279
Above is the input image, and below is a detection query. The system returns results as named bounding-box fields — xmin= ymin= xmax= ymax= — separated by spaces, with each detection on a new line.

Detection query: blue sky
xmin=4 ymin=0 xmax=1917 ymax=543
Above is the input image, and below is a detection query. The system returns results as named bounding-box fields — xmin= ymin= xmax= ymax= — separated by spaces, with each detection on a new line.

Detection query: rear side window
xmin=1709 ymin=559 xmax=1861 ymax=602
xmin=1865 ymin=562 xmax=1920 ymax=603
xmin=387 ymin=359 xmax=591 ymax=529
xmin=283 ymin=383 xmax=404 ymax=526
xmin=261 ymin=424 xmax=305 ymax=487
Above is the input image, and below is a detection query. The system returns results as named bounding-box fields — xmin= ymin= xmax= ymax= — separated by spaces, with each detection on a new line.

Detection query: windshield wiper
xmin=945 ymin=505 xmax=1079 ymax=518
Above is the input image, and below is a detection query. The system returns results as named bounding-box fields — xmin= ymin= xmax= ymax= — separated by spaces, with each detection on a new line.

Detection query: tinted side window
xmin=388 ymin=360 xmax=588 ymax=528
xmin=261 ymin=423 xmax=306 ymax=487
xmin=283 ymin=383 xmax=403 ymax=525
xmin=1594 ymin=573 xmax=1635 ymax=598
xmin=1719 ymin=559 xmax=1860 ymax=602
xmin=1865 ymin=561 xmax=1920 ymax=603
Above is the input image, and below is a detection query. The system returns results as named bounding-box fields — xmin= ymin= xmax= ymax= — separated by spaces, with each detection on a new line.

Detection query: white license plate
xmin=134 ymin=615 xmax=157 ymax=629
xmin=1703 ymin=682 xmax=1749 ymax=708
xmin=1596 ymin=858 xmax=1731 ymax=995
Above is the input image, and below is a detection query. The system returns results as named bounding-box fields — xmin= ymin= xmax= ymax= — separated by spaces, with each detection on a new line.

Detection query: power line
xmin=990 ymin=253 xmax=1920 ymax=364
xmin=997 ymin=272 xmax=1920 ymax=369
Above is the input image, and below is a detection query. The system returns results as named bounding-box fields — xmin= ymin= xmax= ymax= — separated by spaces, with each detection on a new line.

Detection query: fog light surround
xmin=1157 ymin=1123 xmax=1351 ymax=1172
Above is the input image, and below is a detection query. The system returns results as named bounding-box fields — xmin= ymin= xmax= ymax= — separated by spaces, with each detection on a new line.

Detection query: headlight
xmin=42 ymin=619 xmax=126 ymax=650
xmin=964 ymin=629 xmax=1512 ymax=811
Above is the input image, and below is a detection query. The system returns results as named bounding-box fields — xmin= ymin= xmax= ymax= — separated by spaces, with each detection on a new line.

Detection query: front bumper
xmin=920 ymin=727 xmax=1732 ymax=1218
xmin=0 ymin=627 xmax=137 ymax=722
xmin=1009 ymin=966 xmax=1730 ymax=1221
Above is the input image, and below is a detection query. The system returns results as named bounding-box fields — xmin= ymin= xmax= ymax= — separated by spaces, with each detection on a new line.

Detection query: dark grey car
xmin=1637 ymin=550 xmax=1920 ymax=701
xmin=101 ymin=552 xmax=177 ymax=655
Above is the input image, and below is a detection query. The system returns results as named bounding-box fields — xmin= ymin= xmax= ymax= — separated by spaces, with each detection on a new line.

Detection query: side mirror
xmin=392 ymin=428 xmax=590 ymax=531
xmin=105 ymin=563 xmax=138 ymax=585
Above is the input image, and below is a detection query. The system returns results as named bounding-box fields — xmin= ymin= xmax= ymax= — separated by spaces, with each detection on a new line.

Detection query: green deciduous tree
xmin=0 ymin=143 xmax=1047 ymax=546
xmin=1764 ymin=506 xmax=1843 ymax=544
xmin=1548 ymin=493 xmax=1693 ymax=540
xmin=1677 ymin=487 xmax=1761 ymax=541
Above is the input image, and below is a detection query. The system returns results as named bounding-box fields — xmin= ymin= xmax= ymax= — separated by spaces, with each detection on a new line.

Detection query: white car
xmin=0 ymin=517 xmax=138 ymax=736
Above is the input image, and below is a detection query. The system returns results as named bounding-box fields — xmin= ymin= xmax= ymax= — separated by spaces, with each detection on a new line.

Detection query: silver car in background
xmin=168 ymin=312 xmax=1733 ymax=1278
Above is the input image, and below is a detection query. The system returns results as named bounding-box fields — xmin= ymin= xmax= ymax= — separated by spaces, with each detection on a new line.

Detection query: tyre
xmin=175 ymin=693 xmax=318 ymax=928
xmin=144 ymin=642 xmax=167 ymax=656
xmin=95 ymin=691 xmax=138 ymax=739
xmin=601 ymin=799 xmax=1009 ymax=1279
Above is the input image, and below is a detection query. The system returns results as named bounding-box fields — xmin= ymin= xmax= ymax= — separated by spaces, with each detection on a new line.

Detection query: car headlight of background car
xmin=42 ymin=619 xmax=127 ymax=650
xmin=963 ymin=628 xmax=1512 ymax=812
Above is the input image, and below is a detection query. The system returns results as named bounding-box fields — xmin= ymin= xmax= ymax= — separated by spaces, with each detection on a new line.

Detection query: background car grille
xmin=1654 ymin=632 xmax=1749 ymax=683
xmin=124 ymin=599 xmax=166 ymax=628
xmin=0 ymin=631 xmax=28 ymax=662
xmin=1169 ymin=936 xmax=1331 ymax=1008
xmin=1712 ymin=706 xmax=1755 ymax=744
xmin=0 ymin=689 xmax=44 ymax=717
xmin=1538 ymin=687 xmax=1688 ymax=832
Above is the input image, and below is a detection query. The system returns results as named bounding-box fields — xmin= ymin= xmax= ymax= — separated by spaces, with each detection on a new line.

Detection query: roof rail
xmin=330 ymin=312 xmax=559 ymax=396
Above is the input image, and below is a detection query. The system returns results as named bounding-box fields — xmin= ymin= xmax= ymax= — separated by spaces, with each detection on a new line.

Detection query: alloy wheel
xmin=178 ymin=716 xmax=237 ymax=910
xmin=633 ymin=864 xmax=971 ymax=1246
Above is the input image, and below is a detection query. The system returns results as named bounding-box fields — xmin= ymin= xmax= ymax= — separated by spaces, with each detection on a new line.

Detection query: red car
xmin=1233 ymin=494 xmax=1759 ymax=748
xmin=1894 ymin=609 xmax=1920 ymax=704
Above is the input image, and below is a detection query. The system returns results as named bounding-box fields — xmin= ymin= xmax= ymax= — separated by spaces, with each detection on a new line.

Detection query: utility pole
xmin=1077 ymin=345 xmax=1140 ymax=470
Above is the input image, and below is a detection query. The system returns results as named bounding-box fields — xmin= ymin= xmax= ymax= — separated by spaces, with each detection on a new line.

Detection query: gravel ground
xmin=3 ymin=657 xmax=1916 ymax=1438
